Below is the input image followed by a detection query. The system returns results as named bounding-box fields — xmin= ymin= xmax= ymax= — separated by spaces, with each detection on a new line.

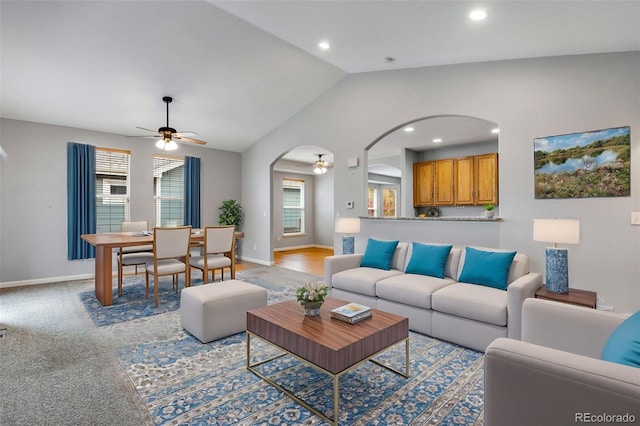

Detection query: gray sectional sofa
xmin=484 ymin=298 xmax=640 ymax=425
xmin=324 ymin=241 xmax=543 ymax=351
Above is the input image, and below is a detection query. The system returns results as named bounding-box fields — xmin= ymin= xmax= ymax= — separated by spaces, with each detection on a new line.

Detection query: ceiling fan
xmin=129 ymin=96 xmax=206 ymax=150
xmin=313 ymin=154 xmax=328 ymax=174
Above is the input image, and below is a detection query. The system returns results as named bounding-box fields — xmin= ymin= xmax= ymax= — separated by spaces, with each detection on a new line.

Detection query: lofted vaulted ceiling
xmin=1 ymin=1 xmax=638 ymax=166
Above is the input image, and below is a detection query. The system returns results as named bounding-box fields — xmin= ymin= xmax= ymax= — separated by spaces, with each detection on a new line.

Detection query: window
xmin=368 ymin=185 xmax=398 ymax=218
xmin=367 ymin=187 xmax=378 ymax=217
xmin=283 ymin=178 xmax=304 ymax=234
xmin=382 ymin=187 xmax=397 ymax=217
xmin=154 ymin=155 xmax=184 ymax=227
xmin=96 ymin=148 xmax=130 ymax=232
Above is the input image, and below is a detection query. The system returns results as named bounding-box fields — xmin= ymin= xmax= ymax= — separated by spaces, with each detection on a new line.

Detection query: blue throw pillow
xmin=458 ymin=247 xmax=516 ymax=290
xmin=360 ymin=238 xmax=399 ymax=270
xmin=405 ymin=242 xmax=452 ymax=279
xmin=601 ymin=310 xmax=640 ymax=368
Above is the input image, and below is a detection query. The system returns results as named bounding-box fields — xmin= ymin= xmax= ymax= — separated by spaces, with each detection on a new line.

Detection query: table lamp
xmin=335 ymin=218 xmax=360 ymax=255
xmin=533 ymin=218 xmax=580 ymax=293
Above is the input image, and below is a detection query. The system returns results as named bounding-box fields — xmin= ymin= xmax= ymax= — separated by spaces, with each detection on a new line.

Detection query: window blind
xmin=154 ymin=154 xmax=184 ymax=227
xmin=283 ymin=178 xmax=304 ymax=234
xmin=96 ymin=148 xmax=130 ymax=232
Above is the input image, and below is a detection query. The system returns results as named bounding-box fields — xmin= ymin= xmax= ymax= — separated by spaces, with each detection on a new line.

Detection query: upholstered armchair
xmin=484 ymin=298 xmax=640 ymax=426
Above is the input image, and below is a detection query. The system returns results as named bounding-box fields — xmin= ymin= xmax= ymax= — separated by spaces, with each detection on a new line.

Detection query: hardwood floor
xmin=236 ymin=247 xmax=334 ymax=276
xmin=274 ymin=247 xmax=334 ymax=276
xmin=120 ymin=247 xmax=333 ymax=281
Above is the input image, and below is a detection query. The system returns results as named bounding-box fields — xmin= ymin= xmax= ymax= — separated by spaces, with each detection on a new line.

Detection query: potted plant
xmin=483 ymin=203 xmax=495 ymax=218
xmin=296 ymin=281 xmax=329 ymax=316
xmin=218 ymin=199 xmax=243 ymax=229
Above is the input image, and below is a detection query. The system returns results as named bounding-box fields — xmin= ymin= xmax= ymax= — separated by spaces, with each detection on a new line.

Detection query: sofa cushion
xmin=431 ymin=282 xmax=508 ymax=326
xmin=331 ymin=267 xmax=403 ymax=297
xmin=405 ymin=242 xmax=453 ymax=279
xmin=601 ymin=310 xmax=640 ymax=368
xmin=376 ymin=273 xmax=455 ymax=309
xmin=403 ymin=244 xmax=462 ymax=279
xmin=360 ymin=238 xmax=400 ymax=270
xmin=458 ymin=247 xmax=517 ymax=290
xmin=457 ymin=247 xmax=529 ymax=285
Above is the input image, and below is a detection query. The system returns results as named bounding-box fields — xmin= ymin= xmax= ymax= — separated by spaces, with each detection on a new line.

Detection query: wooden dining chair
xmin=189 ymin=225 xmax=236 ymax=283
xmin=145 ymin=226 xmax=192 ymax=307
xmin=117 ymin=220 xmax=153 ymax=296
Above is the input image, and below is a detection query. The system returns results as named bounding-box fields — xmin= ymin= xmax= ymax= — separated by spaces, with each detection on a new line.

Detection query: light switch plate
xmin=632 ymin=212 xmax=640 ymax=225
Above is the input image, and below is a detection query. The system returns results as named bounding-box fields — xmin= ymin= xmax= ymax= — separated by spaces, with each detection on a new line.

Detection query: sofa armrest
xmin=506 ymin=272 xmax=543 ymax=340
xmin=324 ymin=254 xmax=364 ymax=286
xmin=522 ymin=298 xmax=629 ymax=358
xmin=484 ymin=338 xmax=640 ymax=426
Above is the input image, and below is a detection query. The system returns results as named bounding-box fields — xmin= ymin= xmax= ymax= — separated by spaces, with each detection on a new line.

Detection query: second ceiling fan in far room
xmin=128 ymin=96 xmax=207 ymax=151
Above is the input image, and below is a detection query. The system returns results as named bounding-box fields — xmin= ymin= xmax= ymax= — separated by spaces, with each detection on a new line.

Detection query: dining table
xmin=81 ymin=229 xmax=244 ymax=306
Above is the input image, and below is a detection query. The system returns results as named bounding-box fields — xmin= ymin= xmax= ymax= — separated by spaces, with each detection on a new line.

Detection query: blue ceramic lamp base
xmin=342 ymin=236 xmax=355 ymax=255
xmin=545 ymin=247 xmax=569 ymax=293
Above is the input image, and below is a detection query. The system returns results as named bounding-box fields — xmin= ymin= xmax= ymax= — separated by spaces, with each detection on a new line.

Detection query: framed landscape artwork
xmin=534 ymin=126 xmax=631 ymax=199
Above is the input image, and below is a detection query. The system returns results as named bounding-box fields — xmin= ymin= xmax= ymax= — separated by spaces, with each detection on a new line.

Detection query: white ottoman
xmin=180 ymin=280 xmax=268 ymax=343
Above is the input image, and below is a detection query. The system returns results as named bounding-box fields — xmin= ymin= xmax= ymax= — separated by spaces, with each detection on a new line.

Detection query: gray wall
xmin=241 ymin=52 xmax=640 ymax=313
xmin=271 ymin=169 xmax=334 ymax=251
xmin=272 ymin=171 xmax=316 ymax=250
xmin=0 ymin=118 xmax=241 ymax=283
xmin=313 ymin=167 xmax=335 ymax=248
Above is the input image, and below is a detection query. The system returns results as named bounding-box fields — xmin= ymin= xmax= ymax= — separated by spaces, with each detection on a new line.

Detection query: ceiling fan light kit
xmin=128 ymin=96 xmax=207 ymax=150
xmin=156 ymin=138 xmax=178 ymax=151
xmin=313 ymin=154 xmax=328 ymax=174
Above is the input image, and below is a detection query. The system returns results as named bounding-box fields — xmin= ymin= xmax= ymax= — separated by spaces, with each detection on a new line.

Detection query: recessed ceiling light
xmin=491 ymin=128 xmax=500 ymax=134
xmin=318 ymin=41 xmax=330 ymax=50
xmin=469 ymin=9 xmax=488 ymax=21
xmin=433 ymin=138 xmax=443 ymax=143
xmin=404 ymin=127 xmax=414 ymax=133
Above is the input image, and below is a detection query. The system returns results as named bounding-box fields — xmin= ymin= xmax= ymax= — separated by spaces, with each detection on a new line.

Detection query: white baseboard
xmin=0 ymin=274 xmax=95 ymax=289
xmin=238 ymin=256 xmax=273 ymax=266
xmin=273 ymin=244 xmax=333 ymax=252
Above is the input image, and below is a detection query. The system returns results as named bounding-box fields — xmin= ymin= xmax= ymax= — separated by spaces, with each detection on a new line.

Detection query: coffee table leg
xmin=334 ymin=375 xmax=339 ymax=424
xmin=369 ymin=337 xmax=410 ymax=378
xmin=246 ymin=333 xmax=408 ymax=425
xmin=246 ymin=332 xmax=251 ymax=369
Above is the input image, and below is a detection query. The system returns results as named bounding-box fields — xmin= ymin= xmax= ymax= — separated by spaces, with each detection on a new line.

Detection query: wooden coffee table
xmin=246 ymin=297 xmax=409 ymax=425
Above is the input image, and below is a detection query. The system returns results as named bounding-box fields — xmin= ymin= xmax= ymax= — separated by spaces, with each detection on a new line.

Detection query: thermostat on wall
xmin=347 ymin=157 xmax=359 ymax=168
xmin=347 ymin=201 xmax=354 ymax=209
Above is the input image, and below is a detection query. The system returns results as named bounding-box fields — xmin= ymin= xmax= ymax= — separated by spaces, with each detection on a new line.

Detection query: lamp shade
xmin=335 ymin=217 xmax=360 ymax=234
xmin=533 ymin=219 xmax=580 ymax=245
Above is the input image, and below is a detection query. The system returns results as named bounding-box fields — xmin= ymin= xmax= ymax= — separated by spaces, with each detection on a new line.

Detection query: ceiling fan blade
xmin=125 ymin=134 xmax=160 ymax=139
xmin=135 ymin=126 xmax=158 ymax=133
xmin=173 ymin=131 xmax=197 ymax=137
xmin=174 ymin=136 xmax=207 ymax=146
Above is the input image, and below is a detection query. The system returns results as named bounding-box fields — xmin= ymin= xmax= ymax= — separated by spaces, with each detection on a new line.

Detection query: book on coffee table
xmin=331 ymin=302 xmax=372 ymax=324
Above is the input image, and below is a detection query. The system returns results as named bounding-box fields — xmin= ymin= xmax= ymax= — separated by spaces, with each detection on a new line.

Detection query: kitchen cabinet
xmin=454 ymin=157 xmax=475 ymax=205
xmin=414 ymin=153 xmax=498 ymax=207
xmin=413 ymin=161 xmax=434 ymax=206
xmin=474 ymin=153 xmax=498 ymax=205
xmin=434 ymin=159 xmax=454 ymax=206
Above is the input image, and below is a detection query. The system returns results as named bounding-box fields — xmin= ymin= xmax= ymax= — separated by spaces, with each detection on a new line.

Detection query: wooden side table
xmin=535 ymin=287 xmax=597 ymax=309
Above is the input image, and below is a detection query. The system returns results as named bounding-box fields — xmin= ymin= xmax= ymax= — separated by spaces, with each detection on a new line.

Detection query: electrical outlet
xmin=632 ymin=212 xmax=640 ymax=225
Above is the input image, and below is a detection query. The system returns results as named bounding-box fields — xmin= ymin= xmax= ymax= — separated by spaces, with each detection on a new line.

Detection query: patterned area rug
xmin=93 ymin=266 xmax=484 ymax=425
xmin=117 ymin=331 xmax=484 ymax=425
